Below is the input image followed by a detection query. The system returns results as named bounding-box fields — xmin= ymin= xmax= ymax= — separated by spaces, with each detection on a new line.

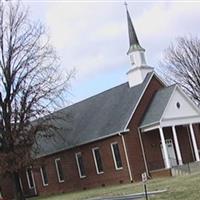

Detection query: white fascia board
xmin=140 ymin=123 xmax=160 ymax=133
xmin=161 ymin=116 xmax=200 ymax=127
xmin=141 ymin=115 xmax=200 ymax=132
xmin=140 ymin=120 xmax=160 ymax=129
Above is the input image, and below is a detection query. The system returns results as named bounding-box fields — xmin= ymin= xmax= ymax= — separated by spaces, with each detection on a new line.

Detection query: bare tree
xmin=0 ymin=2 xmax=72 ymax=199
xmin=160 ymin=36 xmax=200 ymax=105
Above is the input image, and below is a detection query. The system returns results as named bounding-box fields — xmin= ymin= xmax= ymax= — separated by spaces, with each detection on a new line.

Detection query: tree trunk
xmin=13 ymin=172 xmax=25 ymax=200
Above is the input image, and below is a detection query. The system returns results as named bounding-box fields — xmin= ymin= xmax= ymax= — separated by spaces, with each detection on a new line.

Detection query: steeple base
xmin=127 ymin=66 xmax=153 ymax=87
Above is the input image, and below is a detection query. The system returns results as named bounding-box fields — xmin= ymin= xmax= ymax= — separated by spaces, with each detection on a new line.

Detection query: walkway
xmin=88 ymin=189 xmax=167 ymax=200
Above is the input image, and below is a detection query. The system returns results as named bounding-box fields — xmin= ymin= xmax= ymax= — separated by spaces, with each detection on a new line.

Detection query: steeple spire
xmin=124 ymin=3 xmax=153 ymax=88
xmin=125 ymin=2 xmax=144 ymax=54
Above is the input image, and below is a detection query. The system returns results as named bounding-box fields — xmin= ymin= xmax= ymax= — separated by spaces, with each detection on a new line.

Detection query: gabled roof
xmin=36 ymin=72 xmax=154 ymax=157
xmin=140 ymin=85 xmax=176 ymax=128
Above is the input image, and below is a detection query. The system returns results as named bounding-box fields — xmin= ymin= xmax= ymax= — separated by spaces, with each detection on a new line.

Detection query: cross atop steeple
xmin=124 ymin=2 xmax=128 ymax=10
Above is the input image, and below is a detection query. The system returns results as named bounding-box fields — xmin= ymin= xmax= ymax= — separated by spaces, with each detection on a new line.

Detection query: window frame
xmin=75 ymin=152 xmax=86 ymax=178
xmin=92 ymin=147 xmax=104 ymax=174
xmin=19 ymin=177 xmax=24 ymax=192
xmin=40 ymin=165 xmax=48 ymax=186
xmin=55 ymin=158 xmax=65 ymax=183
xmin=111 ymin=142 xmax=123 ymax=170
xmin=26 ymin=168 xmax=35 ymax=189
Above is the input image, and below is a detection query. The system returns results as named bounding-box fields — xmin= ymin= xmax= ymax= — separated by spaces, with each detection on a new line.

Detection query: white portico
xmin=140 ymin=85 xmax=200 ymax=169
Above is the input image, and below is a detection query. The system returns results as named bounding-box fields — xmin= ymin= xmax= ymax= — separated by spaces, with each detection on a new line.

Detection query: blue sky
xmin=19 ymin=1 xmax=200 ymax=104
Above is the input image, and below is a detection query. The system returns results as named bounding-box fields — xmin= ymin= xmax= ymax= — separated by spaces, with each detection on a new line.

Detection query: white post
xmin=172 ymin=126 xmax=183 ymax=165
xmin=189 ymin=124 xmax=200 ymax=162
xmin=159 ymin=127 xmax=170 ymax=168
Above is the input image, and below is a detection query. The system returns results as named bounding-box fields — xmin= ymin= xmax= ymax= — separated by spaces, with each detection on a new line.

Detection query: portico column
xmin=189 ymin=124 xmax=200 ymax=162
xmin=172 ymin=126 xmax=183 ymax=165
xmin=159 ymin=127 xmax=170 ymax=168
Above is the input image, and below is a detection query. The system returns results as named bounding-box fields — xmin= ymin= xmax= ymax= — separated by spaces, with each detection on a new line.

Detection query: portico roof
xmin=140 ymin=85 xmax=176 ymax=128
xmin=140 ymin=85 xmax=200 ymax=132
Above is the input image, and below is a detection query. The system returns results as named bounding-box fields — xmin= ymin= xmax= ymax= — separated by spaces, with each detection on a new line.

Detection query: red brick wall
xmin=142 ymin=129 xmax=164 ymax=171
xmin=124 ymin=75 xmax=164 ymax=180
xmin=142 ymin=127 xmax=178 ymax=171
xmin=1 ymin=75 xmax=167 ymax=198
xmin=23 ymin=75 xmax=165 ymax=196
xmin=1 ymin=174 xmax=15 ymax=200
xmin=176 ymin=125 xmax=194 ymax=163
xmin=26 ymin=135 xmax=130 ymax=197
xmin=193 ymin=123 xmax=200 ymax=150
xmin=142 ymin=125 xmax=196 ymax=172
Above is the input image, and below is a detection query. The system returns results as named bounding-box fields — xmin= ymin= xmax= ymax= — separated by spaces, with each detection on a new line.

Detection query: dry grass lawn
xmin=32 ymin=172 xmax=200 ymax=200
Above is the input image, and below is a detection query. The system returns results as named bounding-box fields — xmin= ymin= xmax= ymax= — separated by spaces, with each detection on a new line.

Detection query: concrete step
xmin=171 ymin=161 xmax=200 ymax=176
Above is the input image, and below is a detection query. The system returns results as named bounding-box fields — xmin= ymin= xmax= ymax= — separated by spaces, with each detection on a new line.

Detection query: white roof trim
xmin=161 ymin=116 xmax=200 ymax=127
xmin=141 ymin=115 xmax=200 ymax=133
xmin=141 ymin=124 xmax=160 ymax=132
xmin=159 ymin=85 xmax=177 ymax=124
xmin=140 ymin=121 xmax=160 ymax=129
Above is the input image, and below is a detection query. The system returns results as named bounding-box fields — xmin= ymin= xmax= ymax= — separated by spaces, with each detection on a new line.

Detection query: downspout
xmin=119 ymin=132 xmax=133 ymax=182
xmin=138 ymin=128 xmax=150 ymax=177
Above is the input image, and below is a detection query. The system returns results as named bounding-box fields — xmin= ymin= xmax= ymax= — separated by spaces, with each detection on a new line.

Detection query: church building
xmin=2 ymin=7 xmax=200 ymax=199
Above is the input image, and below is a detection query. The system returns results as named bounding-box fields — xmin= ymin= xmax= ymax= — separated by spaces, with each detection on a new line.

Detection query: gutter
xmin=36 ymin=129 xmax=130 ymax=159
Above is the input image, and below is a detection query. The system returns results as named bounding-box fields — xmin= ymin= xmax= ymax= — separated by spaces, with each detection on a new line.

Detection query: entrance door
xmin=161 ymin=139 xmax=177 ymax=167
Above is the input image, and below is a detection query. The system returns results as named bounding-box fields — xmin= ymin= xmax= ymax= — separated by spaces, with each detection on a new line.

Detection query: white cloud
xmin=137 ymin=2 xmax=200 ymax=41
xmin=45 ymin=2 xmax=126 ymax=82
xmin=25 ymin=1 xmax=200 ymax=101
xmin=44 ymin=2 xmax=200 ymax=78
xmin=128 ymin=2 xmax=200 ymax=70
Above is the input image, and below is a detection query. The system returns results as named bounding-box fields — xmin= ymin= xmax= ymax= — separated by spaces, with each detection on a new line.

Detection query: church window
xmin=111 ymin=142 xmax=123 ymax=170
xmin=40 ymin=165 xmax=48 ymax=186
xmin=55 ymin=158 xmax=64 ymax=183
xmin=176 ymin=102 xmax=180 ymax=109
xmin=75 ymin=152 xmax=86 ymax=178
xmin=92 ymin=147 xmax=104 ymax=174
xmin=26 ymin=168 xmax=34 ymax=189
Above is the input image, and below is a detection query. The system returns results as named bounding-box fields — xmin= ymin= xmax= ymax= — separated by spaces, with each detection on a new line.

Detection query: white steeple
xmin=125 ymin=4 xmax=153 ymax=87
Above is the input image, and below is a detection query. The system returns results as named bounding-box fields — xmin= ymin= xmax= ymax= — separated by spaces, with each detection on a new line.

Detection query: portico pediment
xmin=161 ymin=86 xmax=200 ymax=127
xmin=162 ymin=86 xmax=200 ymax=121
xmin=140 ymin=85 xmax=200 ymax=132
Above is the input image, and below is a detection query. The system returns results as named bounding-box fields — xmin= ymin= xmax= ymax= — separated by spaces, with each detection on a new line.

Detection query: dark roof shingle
xmin=140 ymin=85 xmax=176 ymax=128
xmin=37 ymin=72 xmax=154 ymax=157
